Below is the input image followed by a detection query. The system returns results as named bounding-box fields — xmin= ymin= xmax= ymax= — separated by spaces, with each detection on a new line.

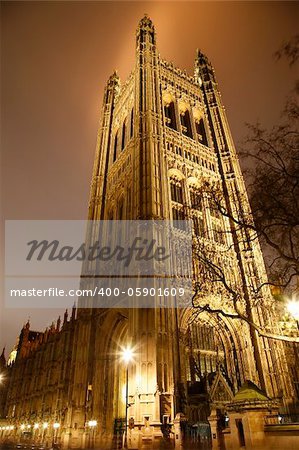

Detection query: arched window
xmin=107 ymin=210 xmax=114 ymax=221
xmin=190 ymin=189 xmax=202 ymax=210
xmin=214 ymin=223 xmax=225 ymax=245
xmin=121 ymin=121 xmax=126 ymax=151
xmin=118 ymin=199 xmax=124 ymax=220
xmin=195 ymin=118 xmax=208 ymax=146
xmin=193 ymin=216 xmax=204 ymax=236
xmin=113 ymin=130 xmax=119 ymax=162
xmin=164 ymin=102 xmax=177 ymax=130
xmin=170 ymin=180 xmax=183 ymax=204
xmin=172 ymin=207 xmax=186 ymax=229
xmin=180 ymin=110 xmax=193 ymax=138
xmin=130 ymin=108 xmax=134 ymax=138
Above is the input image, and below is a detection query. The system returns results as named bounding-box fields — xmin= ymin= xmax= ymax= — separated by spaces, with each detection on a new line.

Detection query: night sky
xmin=1 ymin=1 xmax=298 ymax=354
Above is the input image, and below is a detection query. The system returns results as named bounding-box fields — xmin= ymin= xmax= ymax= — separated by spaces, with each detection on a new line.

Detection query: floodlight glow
xmin=121 ymin=347 xmax=134 ymax=363
xmin=88 ymin=420 xmax=97 ymax=427
xmin=287 ymin=300 xmax=299 ymax=320
xmin=53 ymin=423 xmax=60 ymax=429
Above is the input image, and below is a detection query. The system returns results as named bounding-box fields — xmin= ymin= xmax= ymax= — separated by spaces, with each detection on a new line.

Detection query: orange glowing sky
xmin=1 ymin=1 xmax=298 ymax=352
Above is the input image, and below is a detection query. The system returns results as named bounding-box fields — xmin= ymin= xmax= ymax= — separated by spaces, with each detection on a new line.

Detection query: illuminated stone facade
xmin=1 ymin=15 xmax=298 ymax=450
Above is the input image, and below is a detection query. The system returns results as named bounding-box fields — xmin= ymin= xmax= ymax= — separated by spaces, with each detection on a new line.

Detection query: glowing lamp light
xmin=53 ymin=423 xmax=60 ymax=429
xmin=9 ymin=426 xmax=14 ymax=430
xmin=34 ymin=423 xmax=39 ymax=430
xmin=88 ymin=420 xmax=97 ymax=428
xmin=42 ymin=422 xmax=48 ymax=429
xmin=20 ymin=424 xmax=25 ymax=430
xmin=121 ymin=347 xmax=134 ymax=363
xmin=27 ymin=425 xmax=31 ymax=429
xmin=287 ymin=300 xmax=299 ymax=320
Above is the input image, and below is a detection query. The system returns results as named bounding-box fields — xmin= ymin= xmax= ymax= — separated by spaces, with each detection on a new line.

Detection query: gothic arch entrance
xmin=179 ymin=308 xmax=243 ymax=421
xmin=91 ymin=310 xmax=129 ymax=448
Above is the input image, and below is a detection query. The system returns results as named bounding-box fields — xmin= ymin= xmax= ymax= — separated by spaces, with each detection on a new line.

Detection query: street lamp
xmin=53 ymin=422 xmax=60 ymax=446
xmin=42 ymin=422 xmax=48 ymax=445
xmin=287 ymin=300 xmax=299 ymax=329
xmin=88 ymin=420 xmax=97 ymax=427
xmin=121 ymin=347 xmax=134 ymax=449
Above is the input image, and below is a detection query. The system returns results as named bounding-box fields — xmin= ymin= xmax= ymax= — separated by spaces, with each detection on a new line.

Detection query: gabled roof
xmin=234 ymin=380 xmax=269 ymax=402
xmin=210 ymin=370 xmax=234 ymax=402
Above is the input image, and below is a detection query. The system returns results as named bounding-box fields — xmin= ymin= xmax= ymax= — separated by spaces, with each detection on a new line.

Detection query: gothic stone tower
xmin=67 ymin=16 xmax=295 ymax=449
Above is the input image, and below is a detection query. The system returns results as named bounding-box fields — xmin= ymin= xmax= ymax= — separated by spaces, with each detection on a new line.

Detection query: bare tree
xmin=189 ymin=36 xmax=299 ymax=343
xmin=240 ymin=34 xmax=299 ymax=291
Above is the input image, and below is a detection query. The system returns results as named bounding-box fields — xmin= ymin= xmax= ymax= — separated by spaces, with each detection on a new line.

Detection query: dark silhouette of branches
xmin=240 ymin=34 xmax=299 ymax=291
xmin=191 ymin=232 xmax=299 ymax=343
xmin=275 ymin=34 xmax=299 ymax=67
xmin=188 ymin=36 xmax=299 ymax=343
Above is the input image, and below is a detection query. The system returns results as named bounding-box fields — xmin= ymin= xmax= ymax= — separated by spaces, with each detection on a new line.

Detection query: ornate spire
xmin=0 ymin=347 xmax=6 ymax=368
xmin=107 ymin=70 xmax=120 ymax=93
xmin=109 ymin=69 xmax=119 ymax=83
xmin=136 ymin=14 xmax=156 ymax=44
xmin=56 ymin=316 xmax=61 ymax=332
xmin=71 ymin=302 xmax=76 ymax=321
xmin=138 ymin=14 xmax=154 ymax=31
xmin=63 ymin=309 xmax=68 ymax=325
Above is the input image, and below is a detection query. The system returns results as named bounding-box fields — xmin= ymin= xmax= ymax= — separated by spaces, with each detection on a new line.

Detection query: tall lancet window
xmin=164 ymin=102 xmax=177 ymax=130
xmin=170 ymin=180 xmax=183 ymax=204
xmin=180 ymin=110 xmax=193 ymax=139
xmin=113 ymin=130 xmax=119 ymax=162
xmin=130 ymin=108 xmax=134 ymax=138
xmin=121 ymin=121 xmax=126 ymax=151
xmin=195 ymin=118 xmax=208 ymax=146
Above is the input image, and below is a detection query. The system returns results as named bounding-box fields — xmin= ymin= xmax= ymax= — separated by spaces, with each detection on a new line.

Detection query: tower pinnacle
xmin=138 ymin=14 xmax=154 ymax=30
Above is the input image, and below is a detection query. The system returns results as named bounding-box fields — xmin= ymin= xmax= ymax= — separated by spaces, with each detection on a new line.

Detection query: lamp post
xmin=121 ymin=347 xmax=134 ymax=449
xmin=88 ymin=420 xmax=97 ymax=448
xmin=53 ymin=422 xmax=60 ymax=447
xmin=42 ymin=422 xmax=48 ymax=446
